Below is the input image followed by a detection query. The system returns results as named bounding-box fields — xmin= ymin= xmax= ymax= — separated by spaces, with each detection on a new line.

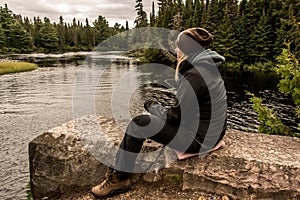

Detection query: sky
xmin=2 ymin=0 xmax=157 ymax=27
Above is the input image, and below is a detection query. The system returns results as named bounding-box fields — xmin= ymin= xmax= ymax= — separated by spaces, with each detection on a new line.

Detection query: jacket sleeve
xmin=168 ymin=72 xmax=206 ymax=124
xmin=143 ymin=99 xmax=179 ymax=125
xmin=144 ymin=100 xmax=167 ymax=120
xmin=144 ymin=71 xmax=206 ymax=125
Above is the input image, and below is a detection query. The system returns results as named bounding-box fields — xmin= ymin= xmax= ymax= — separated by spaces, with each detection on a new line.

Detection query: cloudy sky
xmin=3 ymin=0 xmax=157 ymax=27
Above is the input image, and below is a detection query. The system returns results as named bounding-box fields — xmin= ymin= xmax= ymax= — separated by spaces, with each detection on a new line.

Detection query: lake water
xmin=0 ymin=52 xmax=298 ymax=199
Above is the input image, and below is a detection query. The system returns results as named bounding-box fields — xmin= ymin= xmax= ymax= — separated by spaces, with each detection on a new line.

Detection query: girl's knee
xmin=131 ymin=115 xmax=151 ymax=127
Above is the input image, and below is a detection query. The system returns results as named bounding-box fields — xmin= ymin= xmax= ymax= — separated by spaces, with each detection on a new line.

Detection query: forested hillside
xmin=135 ymin=0 xmax=300 ymax=65
xmin=0 ymin=4 xmax=129 ymax=53
xmin=0 ymin=0 xmax=299 ymax=65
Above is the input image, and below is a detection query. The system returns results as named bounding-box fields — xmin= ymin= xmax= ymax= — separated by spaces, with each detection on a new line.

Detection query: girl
xmin=92 ymin=27 xmax=227 ymax=198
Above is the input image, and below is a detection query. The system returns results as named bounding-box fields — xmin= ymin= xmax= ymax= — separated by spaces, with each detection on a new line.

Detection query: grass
xmin=0 ymin=62 xmax=37 ymax=75
xmin=27 ymin=182 xmax=34 ymax=200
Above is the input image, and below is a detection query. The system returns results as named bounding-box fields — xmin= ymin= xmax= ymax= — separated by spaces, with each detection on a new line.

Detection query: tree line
xmin=135 ymin=0 xmax=300 ymax=66
xmin=0 ymin=4 xmax=129 ymax=53
xmin=1 ymin=0 xmax=299 ymax=65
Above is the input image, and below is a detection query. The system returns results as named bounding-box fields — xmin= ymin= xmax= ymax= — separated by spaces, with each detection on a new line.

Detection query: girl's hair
xmin=175 ymin=27 xmax=213 ymax=81
xmin=175 ymin=52 xmax=187 ymax=81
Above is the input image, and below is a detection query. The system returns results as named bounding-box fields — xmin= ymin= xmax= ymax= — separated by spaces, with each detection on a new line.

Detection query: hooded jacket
xmin=145 ymin=49 xmax=227 ymax=150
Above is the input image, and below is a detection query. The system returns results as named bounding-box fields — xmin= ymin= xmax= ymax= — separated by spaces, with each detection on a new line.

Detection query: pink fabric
xmin=174 ymin=140 xmax=225 ymax=160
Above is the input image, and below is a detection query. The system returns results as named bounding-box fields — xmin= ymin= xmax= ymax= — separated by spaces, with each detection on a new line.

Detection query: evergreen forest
xmin=0 ymin=0 xmax=299 ymax=66
xmin=136 ymin=0 xmax=300 ymax=66
xmin=0 ymin=4 xmax=129 ymax=53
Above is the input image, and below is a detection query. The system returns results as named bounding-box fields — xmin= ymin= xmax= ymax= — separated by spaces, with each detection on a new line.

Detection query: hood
xmin=188 ymin=49 xmax=225 ymax=66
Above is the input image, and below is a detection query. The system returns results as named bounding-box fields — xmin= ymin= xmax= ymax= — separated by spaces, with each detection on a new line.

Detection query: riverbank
xmin=0 ymin=61 xmax=37 ymax=75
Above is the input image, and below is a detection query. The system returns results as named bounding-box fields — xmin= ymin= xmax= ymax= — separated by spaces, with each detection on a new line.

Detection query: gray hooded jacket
xmin=147 ymin=49 xmax=227 ymax=150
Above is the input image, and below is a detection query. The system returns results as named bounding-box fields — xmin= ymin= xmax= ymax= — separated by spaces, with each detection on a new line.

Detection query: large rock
xmin=29 ymin=116 xmax=162 ymax=199
xmin=28 ymin=117 xmax=105 ymax=199
xmin=168 ymin=131 xmax=300 ymax=199
xmin=29 ymin=116 xmax=300 ymax=200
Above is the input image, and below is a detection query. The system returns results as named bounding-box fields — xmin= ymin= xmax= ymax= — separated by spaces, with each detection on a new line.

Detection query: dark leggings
xmin=114 ymin=114 xmax=205 ymax=174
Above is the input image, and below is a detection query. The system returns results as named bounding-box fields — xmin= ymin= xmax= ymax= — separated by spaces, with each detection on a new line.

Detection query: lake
xmin=0 ymin=51 xmax=297 ymax=199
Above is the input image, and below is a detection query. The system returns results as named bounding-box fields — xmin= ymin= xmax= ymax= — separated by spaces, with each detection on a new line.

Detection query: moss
xmin=164 ymin=173 xmax=183 ymax=182
xmin=0 ymin=62 xmax=37 ymax=75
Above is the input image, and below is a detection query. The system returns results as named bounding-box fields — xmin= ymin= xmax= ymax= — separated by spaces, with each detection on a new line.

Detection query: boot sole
xmin=91 ymin=184 xmax=132 ymax=199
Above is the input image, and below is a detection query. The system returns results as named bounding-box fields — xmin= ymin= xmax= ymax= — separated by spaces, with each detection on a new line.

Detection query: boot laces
xmin=100 ymin=170 xmax=115 ymax=189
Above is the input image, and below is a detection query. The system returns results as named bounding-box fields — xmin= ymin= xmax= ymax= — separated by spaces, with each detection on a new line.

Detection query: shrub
xmin=247 ymin=92 xmax=292 ymax=136
xmin=275 ymin=44 xmax=300 ymax=120
xmin=247 ymin=44 xmax=300 ymax=136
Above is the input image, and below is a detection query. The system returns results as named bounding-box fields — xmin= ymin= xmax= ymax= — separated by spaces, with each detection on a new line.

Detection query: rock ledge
xmin=29 ymin=116 xmax=300 ymax=199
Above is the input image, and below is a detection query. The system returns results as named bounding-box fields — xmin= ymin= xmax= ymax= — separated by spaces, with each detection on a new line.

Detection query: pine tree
xmin=93 ymin=15 xmax=109 ymax=44
xmin=192 ymin=0 xmax=202 ymax=27
xmin=64 ymin=23 xmax=71 ymax=48
xmin=206 ymin=0 xmax=221 ymax=32
xmin=33 ymin=16 xmax=42 ymax=48
xmin=174 ymin=0 xmax=184 ymax=14
xmin=156 ymin=0 xmax=175 ymax=28
xmin=232 ymin=13 xmax=251 ymax=65
xmin=249 ymin=11 xmax=274 ymax=62
xmin=0 ymin=4 xmax=14 ymax=33
xmin=165 ymin=0 xmax=177 ymax=28
xmin=82 ymin=18 xmax=93 ymax=49
xmin=23 ymin=17 xmax=32 ymax=35
xmin=268 ymin=0 xmax=283 ymax=59
xmin=243 ymin=0 xmax=260 ymax=33
xmin=126 ymin=21 xmax=129 ymax=30
xmin=39 ymin=17 xmax=59 ymax=52
xmin=150 ymin=1 xmax=156 ymax=27
xmin=212 ymin=4 xmax=236 ymax=61
xmin=71 ymin=18 xmax=79 ymax=48
xmin=0 ymin=24 xmax=6 ymax=49
xmin=239 ymin=0 xmax=247 ymax=15
xmin=57 ymin=16 xmax=65 ymax=51
xmin=201 ymin=0 xmax=209 ymax=26
xmin=113 ymin=23 xmax=121 ymax=32
xmin=157 ymin=0 xmax=167 ymax=27
xmin=9 ymin=20 xmax=33 ymax=51
xmin=0 ymin=4 xmax=33 ymax=51
xmin=134 ymin=0 xmax=148 ymax=28
xmin=183 ymin=0 xmax=194 ymax=28
xmin=234 ymin=0 xmax=263 ymax=64
xmin=224 ymin=0 xmax=238 ymax=22
xmin=276 ymin=2 xmax=300 ymax=58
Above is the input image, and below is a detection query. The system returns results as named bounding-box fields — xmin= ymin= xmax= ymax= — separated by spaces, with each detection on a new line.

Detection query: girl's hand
xmin=143 ymin=100 xmax=159 ymax=112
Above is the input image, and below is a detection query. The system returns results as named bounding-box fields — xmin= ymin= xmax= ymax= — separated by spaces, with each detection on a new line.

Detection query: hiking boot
xmin=91 ymin=168 xmax=131 ymax=199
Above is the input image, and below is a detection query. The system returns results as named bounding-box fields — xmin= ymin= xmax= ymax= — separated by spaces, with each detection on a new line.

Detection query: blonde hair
xmin=175 ymin=32 xmax=186 ymax=81
xmin=175 ymin=54 xmax=187 ymax=81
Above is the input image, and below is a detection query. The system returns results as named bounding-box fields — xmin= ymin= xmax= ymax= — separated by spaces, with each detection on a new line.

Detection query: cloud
xmin=3 ymin=0 xmax=157 ymax=27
